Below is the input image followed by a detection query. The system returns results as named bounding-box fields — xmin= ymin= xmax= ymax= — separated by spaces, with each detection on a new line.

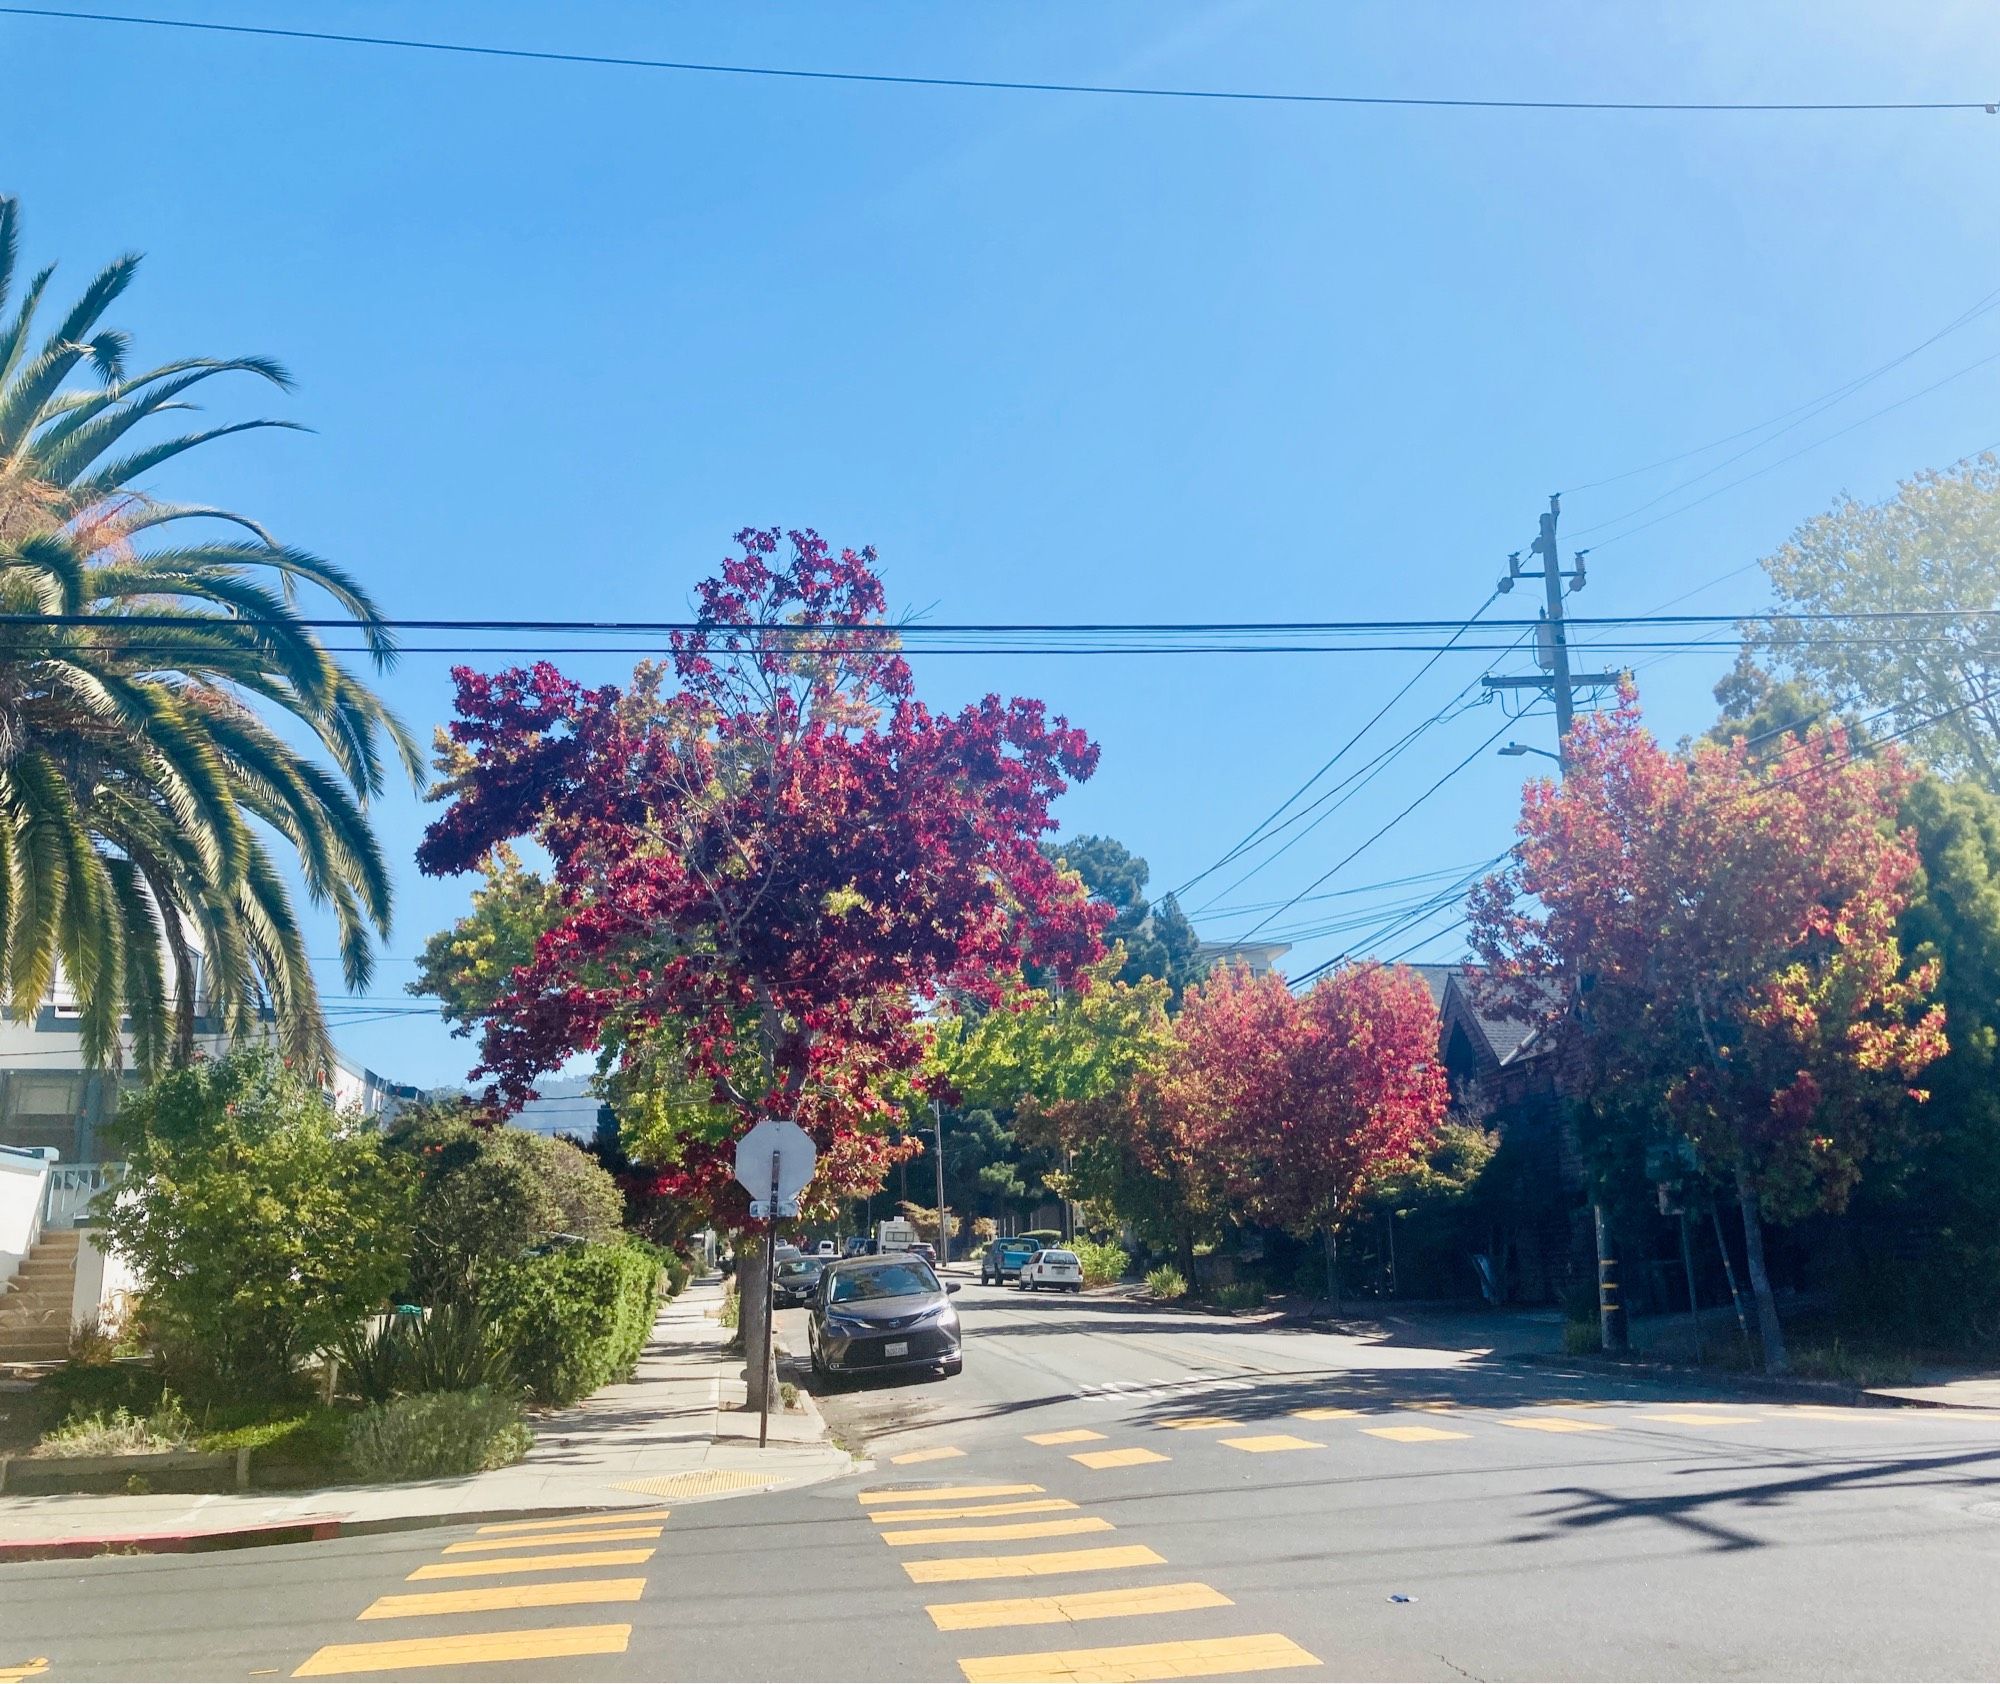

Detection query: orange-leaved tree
xmin=1469 ymin=691 xmax=1947 ymax=1372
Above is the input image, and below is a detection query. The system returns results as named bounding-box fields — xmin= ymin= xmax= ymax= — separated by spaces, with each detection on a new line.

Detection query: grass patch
xmin=1145 ymin=1265 xmax=1189 ymax=1301
xmin=1564 ymin=1318 xmax=1602 ymax=1356
xmin=34 ymin=1394 xmax=195 ymax=1457
xmin=1207 ymin=1282 xmax=1264 ymax=1312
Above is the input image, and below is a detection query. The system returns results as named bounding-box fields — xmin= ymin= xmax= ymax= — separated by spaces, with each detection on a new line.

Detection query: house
xmin=1195 ymin=938 xmax=1292 ymax=978
xmin=1412 ymin=963 xmax=1588 ymax=1306
xmin=0 ymin=970 xmax=417 ymax=1364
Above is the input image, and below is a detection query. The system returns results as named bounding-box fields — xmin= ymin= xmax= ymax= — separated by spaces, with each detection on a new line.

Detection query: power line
xmin=5 ymin=8 xmax=1996 ymax=114
xmin=1564 ymin=282 xmax=2000 ymax=497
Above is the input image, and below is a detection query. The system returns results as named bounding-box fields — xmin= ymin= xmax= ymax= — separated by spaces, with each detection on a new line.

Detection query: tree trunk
xmin=1735 ymin=1167 xmax=1789 ymax=1375
xmin=1322 ymin=1226 xmax=1341 ymax=1316
xmin=739 ymin=1231 xmax=779 ymax=1410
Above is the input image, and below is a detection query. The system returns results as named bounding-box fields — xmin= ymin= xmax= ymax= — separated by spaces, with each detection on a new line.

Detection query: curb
xmin=0 ymin=1504 xmax=614 ymax=1564
xmin=1506 ymin=1349 xmax=1931 ymax=1409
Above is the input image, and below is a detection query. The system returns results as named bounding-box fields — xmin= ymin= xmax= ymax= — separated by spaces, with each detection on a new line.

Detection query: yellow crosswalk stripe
xmin=1218 ymin=1434 xmax=1322 ymax=1453
xmin=443 ymin=1525 xmax=662 ymax=1554
xmin=1070 ymin=1447 xmax=1168 ymax=1469
xmin=862 ymin=1484 xmax=1044 ymax=1505
xmin=476 ymin=1509 xmax=669 ymax=1534
xmin=407 ymin=1548 xmax=654 ymax=1581
xmin=956 ymin=1630 xmax=1320 ymax=1682
xmin=1363 ymin=1424 xmax=1468 ymax=1442
xmin=1292 ymin=1407 xmax=1360 ymax=1420
xmin=927 ymin=1582 xmax=1233 ymax=1633
xmin=881 ymin=1516 xmax=1115 ymax=1546
xmin=1638 ymin=1412 xmax=1759 ymax=1427
xmin=893 ymin=1446 xmax=968 ymax=1464
xmin=1027 ymin=1429 xmax=1105 ymax=1446
xmin=1504 ymin=1416 xmax=1613 ymax=1434
xmin=0 ymin=1660 xmax=48 ymax=1684
xmin=905 ymin=1544 xmax=1165 ymax=1584
xmin=291 ymin=1623 xmax=631 ymax=1677
xmin=1156 ymin=1416 xmax=1240 ymax=1431
xmin=359 ymin=1579 xmax=647 ymax=1620
xmin=876 ymin=1499 xmax=1081 ymax=1523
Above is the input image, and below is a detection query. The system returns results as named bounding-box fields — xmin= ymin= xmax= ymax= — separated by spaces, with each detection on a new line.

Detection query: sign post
xmin=732 ymin=1119 xmax=817 ymax=1450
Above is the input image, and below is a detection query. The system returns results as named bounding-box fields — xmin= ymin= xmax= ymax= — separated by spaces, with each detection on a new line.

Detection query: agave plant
xmin=0 ymin=196 xmax=418 ymax=1073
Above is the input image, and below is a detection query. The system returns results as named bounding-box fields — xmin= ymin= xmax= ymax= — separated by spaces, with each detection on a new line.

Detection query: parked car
xmin=808 ymin=1255 xmax=962 ymax=1382
xmin=774 ymin=1255 xmax=826 ymax=1307
xmin=841 ymin=1236 xmax=871 ymax=1258
xmin=981 ymin=1238 xmax=1039 ymax=1284
xmin=908 ymin=1241 xmax=939 ymax=1269
xmin=1018 ymin=1247 xmax=1083 ymax=1292
xmin=814 ymin=1239 xmax=837 ymax=1257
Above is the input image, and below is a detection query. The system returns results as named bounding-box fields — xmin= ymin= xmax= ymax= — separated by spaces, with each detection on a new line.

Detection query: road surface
xmin=4 ymin=1279 xmax=1998 ymax=1680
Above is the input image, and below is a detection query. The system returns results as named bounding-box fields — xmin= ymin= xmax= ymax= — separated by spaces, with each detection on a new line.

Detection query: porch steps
xmin=0 ymin=1228 xmax=81 ymax=1362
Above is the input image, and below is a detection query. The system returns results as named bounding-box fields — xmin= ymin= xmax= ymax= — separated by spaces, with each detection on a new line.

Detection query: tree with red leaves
xmin=418 ymin=528 xmax=1105 ymax=1403
xmin=1155 ymin=962 xmax=1448 ymax=1299
xmin=1469 ymin=693 xmax=1947 ymax=1372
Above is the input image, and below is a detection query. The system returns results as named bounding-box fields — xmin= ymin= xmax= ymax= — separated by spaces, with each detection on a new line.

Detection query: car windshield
xmin=778 ymin=1260 xmax=817 ymax=1277
xmin=830 ymin=1262 xmax=939 ymax=1303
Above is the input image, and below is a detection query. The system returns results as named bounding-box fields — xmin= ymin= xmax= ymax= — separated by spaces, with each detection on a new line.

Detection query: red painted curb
xmin=0 ymin=1518 xmax=344 ymax=1562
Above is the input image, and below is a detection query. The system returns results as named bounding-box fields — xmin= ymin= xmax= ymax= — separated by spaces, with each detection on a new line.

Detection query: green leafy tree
xmin=1751 ymin=455 xmax=2000 ymax=787
xmin=1043 ymin=835 xmax=1208 ymax=1004
xmin=100 ymin=1048 xmax=414 ymax=1392
xmin=409 ymin=842 xmax=561 ymax=1034
xmin=0 ymin=196 xmax=418 ymax=1072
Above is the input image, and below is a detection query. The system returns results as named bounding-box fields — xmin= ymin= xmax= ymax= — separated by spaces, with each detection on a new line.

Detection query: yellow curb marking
xmin=876 ymin=1498 xmax=1080 ymax=1523
xmin=861 ymin=1484 xmax=1043 ymax=1505
xmin=360 ymin=1579 xmax=647 ymax=1620
xmin=905 ymin=1544 xmax=1165 ymax=1584
xmin=292 ymin=1623 xmax=631 ymax=1677
xmin=957 ymin=1631 xmax=1320 ymax=1682
xmin=476 ymin=1509 xmax=669 ymax=1534
xmin=1363 ymin=1424 xmax=1469 ymax=1442
xmin=893 ymin=1446 xmax=968 ymax=1465
xmin=928 ymin=1581 xmax=1232 ymax=1632
xmin=1027 ymin=1429 xmax=1106 ymax=1446
xmin=1504 ymin=1417 xmax=1613 ymax=1434
xmin=882 ymin=1516 xmax=1115 ymax=1546
xmin=1218 ymin=1433 xmax=1323 ymax=1453
xmin=1638 ymin=1413 xmax=1759 ymax=1427
xmin=442 ymin=1525 xmax=662 ymax=1554
xmin=1070 ymin=1446 xmax=1169 ymax=1469
xmin=407 ymin=1547 xmax=654 ymax=1581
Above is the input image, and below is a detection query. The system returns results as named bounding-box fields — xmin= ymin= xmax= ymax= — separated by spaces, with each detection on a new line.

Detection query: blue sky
xmin=6 ymin=1 xmax=1999 ymax=1087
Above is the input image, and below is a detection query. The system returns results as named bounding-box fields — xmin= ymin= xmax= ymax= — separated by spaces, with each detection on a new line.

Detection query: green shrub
xmin=1563 ymin=1318 xmax=1601 ymax=1355
xmin=488 ymin=1241 xmax=660 ymax=1406
xmin=661 ymin=1251 xmax=691 ymax=1298
xmin=37 ymin=1394 xmax=195 ymax=1457
xmin=98 ymin=1049 xmax=414 ymax=1395
xmin=1210 ymin=1282 xmax=1264 ymax=1312
xmin=345 ymin=1387 xmax=531 ymax=1481
xmin=1146 ymin=1265 xmax=1189 ymax=1301
xmin=1073 ymin=1241 xmax=1130 ymax=1287
xmin=388 ymin=1103 xmax=625 ymax=1306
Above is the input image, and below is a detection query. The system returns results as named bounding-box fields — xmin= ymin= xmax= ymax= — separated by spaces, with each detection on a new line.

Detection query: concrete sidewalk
xmin=0 ymin=1279 xmax=855 ymax=1559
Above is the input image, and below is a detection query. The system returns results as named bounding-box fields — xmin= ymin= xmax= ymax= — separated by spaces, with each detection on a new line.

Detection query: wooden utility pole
xmin=1484 ymin=494 xmax=1630 ymax=1354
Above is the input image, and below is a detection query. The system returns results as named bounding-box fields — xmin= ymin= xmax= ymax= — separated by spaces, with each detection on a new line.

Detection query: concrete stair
xmin=0 ymin=1227 xmax=81 ymax=1363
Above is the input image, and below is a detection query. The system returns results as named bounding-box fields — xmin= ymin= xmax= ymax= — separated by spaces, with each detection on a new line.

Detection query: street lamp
xmin=1499 ymin=741 xmax=1560 ymax=763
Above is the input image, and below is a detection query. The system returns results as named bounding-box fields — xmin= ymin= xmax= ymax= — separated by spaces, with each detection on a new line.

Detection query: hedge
xmin=487 ymin=1241 xmax=661 ymax=1406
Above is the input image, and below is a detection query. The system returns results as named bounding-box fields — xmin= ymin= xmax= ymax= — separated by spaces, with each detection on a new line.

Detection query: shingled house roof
xmin=1409 ymin=963 xmax=1561 ymax=1072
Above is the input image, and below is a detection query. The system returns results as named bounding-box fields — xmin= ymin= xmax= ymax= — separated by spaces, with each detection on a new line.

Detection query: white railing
xmin=42 ymin=1163 xmax=124 ymax=1229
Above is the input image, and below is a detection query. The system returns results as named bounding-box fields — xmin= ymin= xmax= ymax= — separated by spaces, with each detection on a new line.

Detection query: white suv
xmin=1017 ymin=1248 xmax=1083 ymax=1293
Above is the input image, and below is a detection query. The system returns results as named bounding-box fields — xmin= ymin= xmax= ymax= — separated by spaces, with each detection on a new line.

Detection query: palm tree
xmin=0 ymin=195 xmax=419 ymax=1075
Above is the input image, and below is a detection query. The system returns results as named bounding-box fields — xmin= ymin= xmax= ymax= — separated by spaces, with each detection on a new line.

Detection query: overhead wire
xmin=5 ymin=8 xmax=1997 ymax=113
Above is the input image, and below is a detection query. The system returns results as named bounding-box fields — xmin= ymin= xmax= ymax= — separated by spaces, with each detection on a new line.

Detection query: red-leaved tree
xmin=1469 ymin=692 xmax=1946 ymax=1372
xmin=1155 ymin=963 xmax=1448 ymax=1299
xmin=418 ymin=529 xmax=1105 ymax=1402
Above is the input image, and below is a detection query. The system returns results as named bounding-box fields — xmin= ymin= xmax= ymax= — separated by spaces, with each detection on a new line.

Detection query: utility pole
xmin=932 ymin=1098 xmax=948 ymax=1265
xmin=1484 ymin=493 xmax=1630 ymax=1355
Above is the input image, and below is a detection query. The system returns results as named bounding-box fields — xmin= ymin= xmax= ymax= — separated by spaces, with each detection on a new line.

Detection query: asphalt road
xmin=4 ymin=1279 xmax=1999 ymax=1682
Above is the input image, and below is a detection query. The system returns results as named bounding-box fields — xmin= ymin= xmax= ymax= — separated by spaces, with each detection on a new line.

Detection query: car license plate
xmin=883 ymin=1340 xmax=909 ymax=1357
